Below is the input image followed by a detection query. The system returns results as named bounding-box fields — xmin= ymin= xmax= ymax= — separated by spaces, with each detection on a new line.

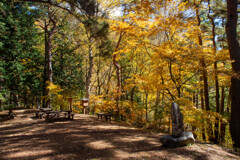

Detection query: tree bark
xmin=41 ymin=7 xmax=57 ymax=108
xmin=145 ymin=92 xmax=148 ymax=122
xmin=196 ymin=6 xmax=210 ymax=111
xmin=113 ymin=32 xmax=123 ymax=119
xmin=220 ymin=87 xmax=226 ymax=145
xmin=220 ymin=87 xmax=225 ymax=115
xmin=130 ymin=87 xmax=135 ymax=102
xmin=46 ymin=7 xmax=57 ymax=108
xmin=42 ymin=20 xmax=48 ymax=108
xmin=96 ymin=55 xmax=101 ymax=95
xmin=208 ymin=1 xmax=220 ymax=144
xmin=154 ymin=90 xmax=160 ymax=122
xmin=226 ymin=0 xmax=240 ymax=148
xmin=196 ymin=6 xmax=208 ymax=141
xmin=85 ymin=41 xmax=93 ymax=114
xmin=85 ymin=42 xmax=93 ymax=100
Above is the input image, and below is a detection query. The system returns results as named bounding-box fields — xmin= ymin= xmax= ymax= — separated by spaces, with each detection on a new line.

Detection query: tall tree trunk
xmin=220 ymin=87 xmax=225 ymax=114
xmin=42 ymin=20 xmax=48 ymax=108
xmin=13 ymin=92 xmax=19 ymax=108
xmin=96 ymin=54 xmax=101 ymax=95
xmin=145 ymin=92 xmax=148 ymax=122
xmin=46 ymin=35 xmax=53 ymax=108
xmin=196 ymin=6 xmax=210 ymax=111
xmin=227 ymin=88 xmax=231 ymax=113
xmin=192 ymin=91 xmax=198 ymax=138
xmin=200 ymin=60 xmax=210 ymax=111
xmin=193 ymin=92 xmax=196 ymax=104
xmin=226 ymin=0 xmax=240 ymax=148
xmin=196 ymin=6 xmax=209 ymax=141
xmin=208 ymin=1 xmax=220 ymax=144
xmin=0 ymin=89 xmax=2 ymax=111
xmin=60 ymin=51 xmax=64 ymax=89
xmin=113 ymin=53 xmax=121 ymax=118
xmin=42 ymin=7 xmax=57 ymax=108
xmin=113 ymin=32 xmax=123 ymax=119
xmin=200 ymin=76 xmax=206 ymax=141
xmin=85 ymin=42 xmax=93 ymax=100
xmin=47 ymin=7 xmax=57 ymax=108
xmin=220 ymin=87 xmax=226 ymax=145
xmin=130 ymin=87 xmax=135 ymax=102
xmin=154 ymin=90 xmax=160 ymax=122
xmin=196 ymin=91 xmax=199 ymax=109
xmin=85 ymin=42 xmax=93 ymax=114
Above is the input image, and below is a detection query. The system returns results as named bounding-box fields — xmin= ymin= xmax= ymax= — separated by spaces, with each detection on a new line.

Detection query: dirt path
xmin=0 ymin=109 xmax=239 ymax=160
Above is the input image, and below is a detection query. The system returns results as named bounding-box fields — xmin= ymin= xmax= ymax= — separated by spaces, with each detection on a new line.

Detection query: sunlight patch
xmin=114 ymin=149 xmax=130 ymax=159
xmin=5 ymin=150 xmax=53 ymax=158
xmin=119 ymin=136 xmax=147 ymax=142
xmin=88 ymin=140 xmax=114 ymax=149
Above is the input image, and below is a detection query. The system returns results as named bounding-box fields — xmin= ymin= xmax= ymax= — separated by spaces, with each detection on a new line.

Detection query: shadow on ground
xmin=0 ymin=109 xmax=239 ymax=160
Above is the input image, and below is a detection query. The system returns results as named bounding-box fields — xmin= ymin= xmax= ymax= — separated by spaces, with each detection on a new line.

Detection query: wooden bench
xmin=40 ymin=108 xmax=52 ymax=112
xmin=97 ymin=113 xmax=112 ymax=122
xmin=45 ymin=111 xmax=61 ymax=121
xmin=35 ymin=112 xmax=45 ymax=119
xmin=70 ymin=113 xmax=74 ymax=120
xmin=9 ymin=113 xmax=15 ymax=119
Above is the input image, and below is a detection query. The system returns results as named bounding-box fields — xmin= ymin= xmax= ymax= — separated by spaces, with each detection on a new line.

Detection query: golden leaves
xmin=47 ymin=82 xmax=63 ymax=94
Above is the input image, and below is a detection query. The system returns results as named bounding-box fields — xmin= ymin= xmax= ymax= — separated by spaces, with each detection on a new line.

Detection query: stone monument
xmin=160 ymin=102 xmax=195 ymax=147
xmin=171 ymin=102 xmax=184 ymax=137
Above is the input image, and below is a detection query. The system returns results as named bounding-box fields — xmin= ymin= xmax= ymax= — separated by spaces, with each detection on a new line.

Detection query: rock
xmin=160 ymin=132 xmax=195 ymax=148
xmin=171 ymin=102 xmax=184 ymax=137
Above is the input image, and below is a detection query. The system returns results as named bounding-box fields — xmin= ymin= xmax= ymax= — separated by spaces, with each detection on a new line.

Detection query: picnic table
xmin=35 ymin=108 xmax=53 ymax=118
xmin=45 ymin=111 xmax=60 ymax=120
xmin=44 ymin=110 xmax=74 ymax=121
xmin=36 ymin=108 xmax=74 ymax=121
xmin=97 ymin=113 xmax=112 ymax=122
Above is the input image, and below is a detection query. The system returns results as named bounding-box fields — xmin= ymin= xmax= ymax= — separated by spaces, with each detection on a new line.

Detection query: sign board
xmin=83 ymin=102 xmax=88 ymax=107
xmin=68 ymin=97 xmax=73 ymax=103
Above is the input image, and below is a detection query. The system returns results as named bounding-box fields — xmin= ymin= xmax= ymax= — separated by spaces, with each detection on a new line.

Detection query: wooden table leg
xmin=68 ymin=113 xmax=71 ymax=119
xmin=45 ymin=113 xmax=50 ymax=121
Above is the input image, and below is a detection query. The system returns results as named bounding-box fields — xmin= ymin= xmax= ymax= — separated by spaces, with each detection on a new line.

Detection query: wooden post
xmin=68 ymin=97 xmax=73 ymax=111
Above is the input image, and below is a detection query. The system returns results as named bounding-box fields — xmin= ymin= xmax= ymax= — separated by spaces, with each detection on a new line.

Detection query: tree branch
xmin=19 ymin=0 xmax=85 ymax=23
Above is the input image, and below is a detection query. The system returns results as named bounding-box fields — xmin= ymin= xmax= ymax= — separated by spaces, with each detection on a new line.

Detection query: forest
xmin=0 ymin=0 xmax=240 ymax=150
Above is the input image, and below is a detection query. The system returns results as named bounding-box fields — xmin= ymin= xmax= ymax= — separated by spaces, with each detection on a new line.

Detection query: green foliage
xmin=53 ymin=42 xmax=85 ymax=92
xmin=0 ymin=0 xmax=42 ymax=108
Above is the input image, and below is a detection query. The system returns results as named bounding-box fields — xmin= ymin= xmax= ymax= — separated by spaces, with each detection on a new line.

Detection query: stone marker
xmin=160 ymin=102 xmax=195 ymax=147
xmin=160 ymin=132 xmax=195 ymax=148
xmin=171 ymin=102 xmax=184 ymax=137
